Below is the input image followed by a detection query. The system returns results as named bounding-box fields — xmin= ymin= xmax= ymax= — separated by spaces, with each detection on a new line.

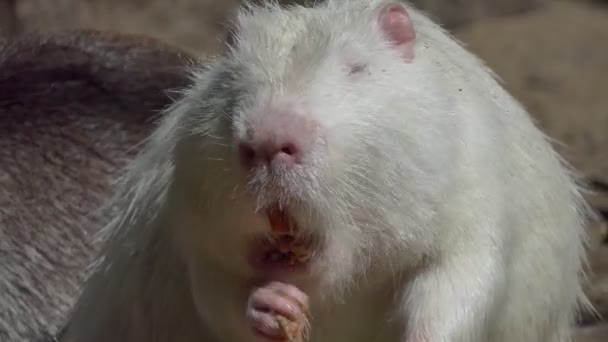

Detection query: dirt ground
xmin=3 ymin=0 xmax=608 ymax=340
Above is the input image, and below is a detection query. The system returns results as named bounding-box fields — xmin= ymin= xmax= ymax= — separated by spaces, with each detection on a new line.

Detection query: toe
xmin=248 ymin=286 xmax=302 ymax=320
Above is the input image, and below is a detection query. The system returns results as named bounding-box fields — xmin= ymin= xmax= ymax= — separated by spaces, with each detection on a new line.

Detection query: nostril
xmin=279 ymin=143 xmax=298 ymax=157
xmin=239 ymin=142 xmax=256 ymax=167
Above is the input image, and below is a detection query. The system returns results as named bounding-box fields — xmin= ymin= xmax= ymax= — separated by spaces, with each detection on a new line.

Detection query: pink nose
xmin=238 ymin=110 xmax=318 ymax=170
xmin=239 ymin=139 xmax=300 ymax=168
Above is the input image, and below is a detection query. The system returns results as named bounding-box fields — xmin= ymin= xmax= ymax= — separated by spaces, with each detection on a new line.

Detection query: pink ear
xmin=378 ymin=3 xmax=416 ymax=62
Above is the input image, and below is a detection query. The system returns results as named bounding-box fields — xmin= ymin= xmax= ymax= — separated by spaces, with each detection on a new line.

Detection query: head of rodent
xmin=167 ymin=0 xmax=457 ymax=291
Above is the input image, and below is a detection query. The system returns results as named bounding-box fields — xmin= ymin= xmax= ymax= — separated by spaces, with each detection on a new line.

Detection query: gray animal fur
xmin=0 ymin=30 xmax=193 ymax=341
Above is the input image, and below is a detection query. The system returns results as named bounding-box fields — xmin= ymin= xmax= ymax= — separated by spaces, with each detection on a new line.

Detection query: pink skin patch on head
xmin=378 ymin=3 xmax=417 ymax=62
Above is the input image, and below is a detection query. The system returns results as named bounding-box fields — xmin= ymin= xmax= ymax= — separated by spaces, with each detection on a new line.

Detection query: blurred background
xmin=1 ymin=0 xmax=607 ymax=340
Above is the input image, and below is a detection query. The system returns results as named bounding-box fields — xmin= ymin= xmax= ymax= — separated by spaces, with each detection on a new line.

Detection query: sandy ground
xmin=3 ymin=0 xmax=608 ymax=340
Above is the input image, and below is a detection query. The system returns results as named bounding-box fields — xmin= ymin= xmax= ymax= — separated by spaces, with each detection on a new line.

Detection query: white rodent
xmin=60 ymin=1 xmax=594 ymax=341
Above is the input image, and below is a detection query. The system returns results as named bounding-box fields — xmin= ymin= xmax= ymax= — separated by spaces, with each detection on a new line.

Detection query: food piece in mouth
xmin=264 ymin=207 xmax=314 ymax=266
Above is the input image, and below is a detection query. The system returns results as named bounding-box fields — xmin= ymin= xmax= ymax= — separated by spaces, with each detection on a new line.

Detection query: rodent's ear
xmin=378 ymin=2 xmax=416 ymax=62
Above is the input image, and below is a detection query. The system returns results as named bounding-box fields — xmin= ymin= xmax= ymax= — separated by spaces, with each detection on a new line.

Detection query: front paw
xmin=246 ymin=281 xmax=309 ymax=341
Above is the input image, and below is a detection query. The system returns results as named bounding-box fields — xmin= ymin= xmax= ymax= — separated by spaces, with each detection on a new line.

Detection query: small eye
xmin=348 ymin=63 xmax=367 ymax=75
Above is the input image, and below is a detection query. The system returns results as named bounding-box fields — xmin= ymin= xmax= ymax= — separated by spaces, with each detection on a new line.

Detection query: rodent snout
xmin=237 ymin=111 xmax=318 ymax=171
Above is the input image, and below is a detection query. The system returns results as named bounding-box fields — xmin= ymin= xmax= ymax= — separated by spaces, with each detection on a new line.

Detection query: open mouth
xmin=250 ymin=206 xmax=316 ymax=271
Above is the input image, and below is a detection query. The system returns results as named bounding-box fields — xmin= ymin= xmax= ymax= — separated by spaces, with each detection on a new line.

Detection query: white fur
xmin=61 ymin=1 xmax=593 ymax=341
